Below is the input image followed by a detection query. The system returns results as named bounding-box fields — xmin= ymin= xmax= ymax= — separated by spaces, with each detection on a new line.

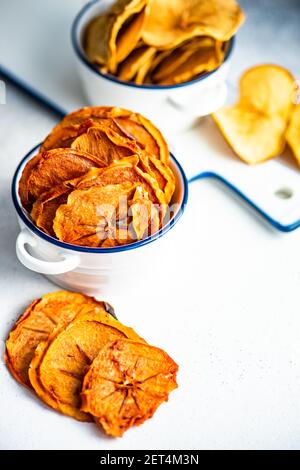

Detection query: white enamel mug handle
xmin=168 ymin=81 xmax=228 ymax=117
xmin=16 ymin=228 xmax=80 ymax=275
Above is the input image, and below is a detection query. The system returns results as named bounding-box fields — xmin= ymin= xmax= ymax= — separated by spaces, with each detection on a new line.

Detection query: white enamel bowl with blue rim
xmin=12 ymin=144 xmax=188 ymax=296
xmin=71 ymin=0 xmax=235 ymax=135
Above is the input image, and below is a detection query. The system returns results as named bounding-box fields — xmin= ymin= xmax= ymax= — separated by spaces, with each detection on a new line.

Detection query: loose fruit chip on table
xmin=28 ymin=310 xmax=143 ymax=422
xmin=81 ymin=339 xmax=178 ymax=437
xmin=5 ymin=291 xmax=178 ymax=437
xmin=212 ymin=64 xmax=295 ymax=164
xmin=5 ymin=291 xmax=109 ymax=387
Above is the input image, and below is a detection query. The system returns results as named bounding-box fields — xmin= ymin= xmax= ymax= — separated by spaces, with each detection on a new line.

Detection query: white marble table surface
xmin=1 ymin=0 xmax=300 ymax=450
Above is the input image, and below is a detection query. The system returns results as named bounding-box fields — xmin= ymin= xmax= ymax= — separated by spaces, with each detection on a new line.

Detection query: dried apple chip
xmin=84 ymin=13 xmax=116 ymax=66
xmin=115 ymin=6 xmax=148 ymax=64
xmin=239 ymin=65 xmax=295 ymax=120
xmin=155 ymin=42 xmax=223 ymax=85
xmin=213 ymin=105 xmax=288 ymax=163
xmin=19 ymin=148 xmax=103 ymax=210
xmin=213 ymin=65 xmax=295 ymax=163
xmin=81 ymin=339 xmax=178 ymax=437
xmin=152 ymin=37 xmax=215 ymax=83
xmin=286 ymin=105 xmax=300 ymax=165
xmin=5 ymin=291 xmax=107 ymax=387
xmin=118 ymin=46 xmax=156 ymax=82
xmin=107 ymin=0 xmax=149 ymax=73
xmin=142 ymin=0 xmax=244 ymax=49
xmin=28 ymin=312 xmax=143 ymax=421
xmin=84 ymin=0 xmax=148 ymax=73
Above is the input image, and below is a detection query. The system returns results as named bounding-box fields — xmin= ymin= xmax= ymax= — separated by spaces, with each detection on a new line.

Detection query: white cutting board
xmin=0 ymin=0 xmax=300 ymax=231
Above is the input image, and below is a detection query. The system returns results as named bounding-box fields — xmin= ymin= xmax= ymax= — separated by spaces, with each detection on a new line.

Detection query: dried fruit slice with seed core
xmin=81 ymin=339 xmax=178 ymax=436
xmin=5 ymin=291 xmax=107 ymax=387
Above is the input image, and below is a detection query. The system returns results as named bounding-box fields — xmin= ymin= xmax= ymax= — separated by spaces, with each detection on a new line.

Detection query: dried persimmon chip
xmin=19 ymin=148 xmax=103 ymax=210
xmin=31 ymin=186 xmax=70 ymax=236
xmin=59 ymin=107 xmax=170 ymax=164
xmin=70 ymin=126 xmax=140 ymax=165
xmin=81 ymin=339 xmax=178 ymax=437
xmin=53 ymin=183 xmax=138 ymax=247
xmin=5 ymin=291 xmax=107 ymax=387
xmin=28 ymin=312 xmax=143 ymax=421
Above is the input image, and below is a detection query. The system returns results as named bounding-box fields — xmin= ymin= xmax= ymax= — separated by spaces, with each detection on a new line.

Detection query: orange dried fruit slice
xmin=60 ymin=107 xmax=170 ymax=164
xmin=142 ymin=0 xmax=245 ymax=49
xmin=70 ymin=125 xmax=140 ymax=166
xmin=28 ymin=312 xmax=143 ymax=421
xmin=31 ymin=186 xmax=70 ymax=236
xmin=213 ymin=65 xmax=295 ymax=163
xmin=5 ymin=291 xmax=106 ymax=387
xmin=73 ymin=156 xmax=167 ymax=205
xmin=53 ymin=182 xmax=139 ymax=247
xmin=81 ymin=339 xmax=178 ymax=437
xmin=19 ymin=148 xmax=103 ymax=211
xmin=41 ymin=118 xmax=124 ymax=152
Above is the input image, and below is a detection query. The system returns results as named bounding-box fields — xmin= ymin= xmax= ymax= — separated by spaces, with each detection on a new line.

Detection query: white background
xmin=1 ymin=0 xmax=300 ymax=450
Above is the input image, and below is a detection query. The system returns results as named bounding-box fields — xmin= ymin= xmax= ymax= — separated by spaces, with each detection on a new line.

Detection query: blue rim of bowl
xmin=71 ymin=0 xmax=235 ymax=91
xmin=11 ymin=144 xmax=189 ymax=254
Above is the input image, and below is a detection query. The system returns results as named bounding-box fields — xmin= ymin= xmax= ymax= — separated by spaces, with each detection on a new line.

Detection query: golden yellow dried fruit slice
xmin=115 ymin=7 xmax=148 ymax=64
xmin=239 ymin=64 xmax=295 ymax=120
xmin=108 ymin=0 xmax=149 ymax=73
xmin=155 ymin=42 xmax=223 ymax=85
xmin=213 ymin=105 xmax=288 ymax=163
xmin=142 ymin=0 xmax=245 ymax=49
xmin=29 ymin=312 xmax=144 ymax=421
xmin=84 ymin=1 xmax=148 ymax=73
xmin=118 ymin=46 xmax=156 ymax=82
xmin=152 ymin=37 xmax=214 ymax=83
xmin=286 ymin=105 xmax=300 ymax=165
xmin=5 ymin=291 xmax=106 ymax=387
xmin=81 ymin=339 xmax=178 ymax=437
xmin=213 ymin=65 xmax=295 ymax=163
xmin=19 ymin=148 xmax=103 ymax=211
xmin=84 ymin=13 xmax=115 ymax=66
